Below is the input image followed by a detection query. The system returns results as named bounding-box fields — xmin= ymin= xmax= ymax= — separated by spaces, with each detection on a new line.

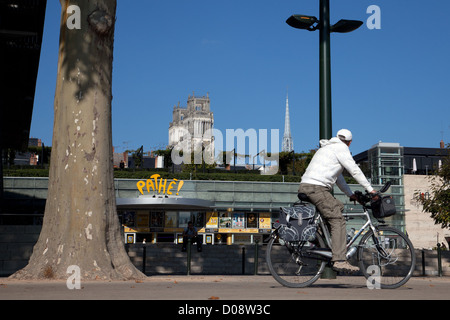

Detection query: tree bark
xmin=11 ymin=0 xmax=145 ymax=280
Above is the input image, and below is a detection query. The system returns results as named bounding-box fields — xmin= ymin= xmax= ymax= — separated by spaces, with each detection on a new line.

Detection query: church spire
xmin=282 ymin=90 xmax=294 ymax=152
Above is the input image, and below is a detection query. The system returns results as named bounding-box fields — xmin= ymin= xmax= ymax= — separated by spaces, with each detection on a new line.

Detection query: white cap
xmin=337 ymin=129 xmax=352 ymax=141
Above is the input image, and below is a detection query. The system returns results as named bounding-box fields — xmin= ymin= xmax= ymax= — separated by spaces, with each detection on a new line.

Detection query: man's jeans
xmin=298 ymin=183 xmax=346 ymax=261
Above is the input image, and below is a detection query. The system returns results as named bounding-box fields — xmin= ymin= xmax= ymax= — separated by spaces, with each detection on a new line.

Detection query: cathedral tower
xmin=168 ymin=92 xmax=214 ymax=151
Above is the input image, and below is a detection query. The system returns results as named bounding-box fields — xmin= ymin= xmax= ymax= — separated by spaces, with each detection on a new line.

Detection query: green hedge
xmin=3 ymin=168 xmax=303 ymax=182
xmin=3 ymin=168 xmax=50 ymax=177
xmin=114 ymin=168 xmax=304 ymax=182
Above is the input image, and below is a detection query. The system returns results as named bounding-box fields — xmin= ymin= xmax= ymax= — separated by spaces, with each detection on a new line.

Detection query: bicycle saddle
xmin=297 ymin=193 xmax=311 ymax=202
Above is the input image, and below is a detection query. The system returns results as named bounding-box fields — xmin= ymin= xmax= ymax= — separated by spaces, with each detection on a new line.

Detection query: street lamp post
xmin=287 ymin=0 xmax=363 ymax=140
xmin=319 ymin=0 xmax=332 ymax=140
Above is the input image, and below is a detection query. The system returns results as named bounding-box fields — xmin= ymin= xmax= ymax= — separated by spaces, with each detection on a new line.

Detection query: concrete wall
xmin=0 ymin=225 xmax=41 ymax=276
xmin=403 ymin=175 xmax=450 ymax=249
xmin=1 ymin=227 xmax=449 ymax=277
xmin=126 ymin=243 xmax=450 ymax=277
xmin=126 ymin=243 xmax=267 ymax=275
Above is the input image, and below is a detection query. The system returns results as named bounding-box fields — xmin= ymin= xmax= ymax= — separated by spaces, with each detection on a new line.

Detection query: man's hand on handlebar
xmin=349 ymin=193 xmax=366 ymax=205
xmin=350 ymin=190 xmax=379 ymax=204
xmin=350 ymin=182 xmax=389 ymax=204
xmin=370 ymin=190 xmax=380 ymax=202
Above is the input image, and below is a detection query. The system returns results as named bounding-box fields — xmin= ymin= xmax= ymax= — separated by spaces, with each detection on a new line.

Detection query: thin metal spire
xmin=282 ymin=90 xmax=294 ymax=152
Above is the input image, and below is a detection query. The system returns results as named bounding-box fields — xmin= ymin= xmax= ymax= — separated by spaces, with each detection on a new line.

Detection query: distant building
xmin=10 ymin=137 xmax=44 ymax=166
xmin=353 ymin=141 xmax=448 ymax=185
xmin=168 ymin=93 xmax=214 ymax=152
xmin=112 ymin=148 xmax=165 ymax=169
xmin=113 ymin=148 xmax=128 ymax=169
xmin=28 ymin=138 xmax=42 ymax=147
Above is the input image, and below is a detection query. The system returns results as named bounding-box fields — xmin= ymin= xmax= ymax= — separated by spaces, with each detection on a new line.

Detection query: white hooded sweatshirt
xmin=301 ymin=137 xmax=374 ymax=196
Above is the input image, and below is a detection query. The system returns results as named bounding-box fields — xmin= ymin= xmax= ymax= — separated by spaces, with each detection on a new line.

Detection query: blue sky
xmin=30 ymin=0 xmax=450 ymax=157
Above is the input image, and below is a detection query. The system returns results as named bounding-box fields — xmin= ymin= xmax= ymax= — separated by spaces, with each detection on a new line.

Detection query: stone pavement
xmin=0 ymin=275 xmax=449 ymax=301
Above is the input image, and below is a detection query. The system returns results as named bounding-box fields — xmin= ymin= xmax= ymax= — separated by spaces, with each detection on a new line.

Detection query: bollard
xmin=422 ymin=249 xmax=426 ymax=276
xmin=142 ymin=244 xmax=147 ymax=274
xmin=187 ymin=238 xmax=192 ymax=275
xmin=321 ymin=264 xmax=337 ymax=279
xmin=242 ymin=247 xmax=246 ymax=275
xmin=437 ymin=243 xmax=442 ymax=277
xmin=254 ymin=240 xmax=259 ymax=275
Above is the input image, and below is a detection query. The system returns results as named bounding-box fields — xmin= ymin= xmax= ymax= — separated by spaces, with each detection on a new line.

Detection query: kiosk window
xmin=232 ymin=212 xmax=245 ymax=228
xmin=165 ymin=211 xmax=178 ymax=228
xmin=179 ymin=212 xmax=191 ymax=228
xmin=191 ymin=211 xmax=205 ymax=228
xmin=150 ymin=211 xmax=164 ymax=231
xmin=219 ymin=213 xmax=231 ymax=228
xmin=122 ymin=211 xmax=136 ymax=227
xmin=246 ymin=213 xmax=258 ymax=228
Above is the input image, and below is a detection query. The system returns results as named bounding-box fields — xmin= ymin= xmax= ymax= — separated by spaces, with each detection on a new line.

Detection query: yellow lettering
xmin=158 ymin=179 xmax=167 ymax=194
xmin=137 ymin=181 xmax=145 ymax=195
xmin=137 ymin=177 xmax=184 ymax=196
xmin=167 ymin=180 xmax=177 ymax=195
xmin=151 ymin=174 xmax=160 ymax=192
xmin=176 ymin=180 xmax=184 ymax=195
xmin=146 ymin=179 xmax=155 ymax=192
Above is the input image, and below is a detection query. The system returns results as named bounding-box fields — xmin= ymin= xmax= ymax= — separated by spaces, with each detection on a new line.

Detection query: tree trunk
xmin=11 ymin=0 xmax=144 ymax=280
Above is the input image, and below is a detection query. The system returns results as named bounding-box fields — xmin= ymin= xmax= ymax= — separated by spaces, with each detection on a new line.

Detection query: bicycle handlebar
xmin=353 ymin=181 xmax=391 ymax=205
xmin=378 ymin=181 xmax=392 ymax=193
xmin=353 ymin=190 xmax=372 ymax=204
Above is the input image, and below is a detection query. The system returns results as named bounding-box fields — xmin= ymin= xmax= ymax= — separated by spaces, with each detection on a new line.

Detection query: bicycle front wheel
xmin=266 ymin=233 xmax=327 ymax=288
xmin=358 ymin=226 xmax=416 ymax=289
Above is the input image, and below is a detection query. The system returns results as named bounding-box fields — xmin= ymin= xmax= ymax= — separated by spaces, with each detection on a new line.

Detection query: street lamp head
xmin=287 ymin=16 xmax=362 ymax=33
xmin=330 ymin=19 xmax=363 ymax=33
xmin=286 ymin=15 xmax=319 ymax=31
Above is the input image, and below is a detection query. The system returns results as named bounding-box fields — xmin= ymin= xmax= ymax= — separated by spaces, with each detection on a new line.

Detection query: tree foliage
xmin=416 ymin=145 xmax=450 ymax=228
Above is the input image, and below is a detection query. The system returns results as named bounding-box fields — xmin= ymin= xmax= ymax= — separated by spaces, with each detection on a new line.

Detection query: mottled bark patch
xmin=88 ymin=9 xmax=114 ymax=36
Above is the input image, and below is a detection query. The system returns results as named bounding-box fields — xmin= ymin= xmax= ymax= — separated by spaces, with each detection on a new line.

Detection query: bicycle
xmin=266 ymin=182 xmax=416 ymax=289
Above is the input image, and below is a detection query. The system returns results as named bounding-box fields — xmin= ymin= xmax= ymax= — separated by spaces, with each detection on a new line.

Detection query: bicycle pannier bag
xmin=371 ymin=195 xmax=396 ymax=219
xmin=276 ymin=203 xmax=317 ymax=242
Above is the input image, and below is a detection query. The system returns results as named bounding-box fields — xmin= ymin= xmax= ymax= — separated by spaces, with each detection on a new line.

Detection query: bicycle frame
xmin=309 ymin=206 xmax=381 ymax=261
xmin=346 ymin=210 xmax=378 ymax=250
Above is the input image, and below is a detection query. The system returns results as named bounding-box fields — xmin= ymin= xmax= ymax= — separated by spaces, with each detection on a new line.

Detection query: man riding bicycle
xmin=298 ymin=129 xmax=378 ymax=273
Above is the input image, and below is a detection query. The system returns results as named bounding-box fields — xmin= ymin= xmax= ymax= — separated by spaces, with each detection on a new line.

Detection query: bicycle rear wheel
xmin=266 ymin=233 xmax=327 ymax=288
xmin=358 ymin=226 xmax=416 ymax=289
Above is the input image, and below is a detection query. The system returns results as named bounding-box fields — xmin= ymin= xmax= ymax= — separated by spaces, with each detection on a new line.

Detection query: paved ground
xmin=0 ymin=275 xmax=449 ymax=301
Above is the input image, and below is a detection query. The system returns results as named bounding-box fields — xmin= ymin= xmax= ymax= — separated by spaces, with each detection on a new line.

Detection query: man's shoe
xmin=332 ymin=261 xmax=359 ymax=273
